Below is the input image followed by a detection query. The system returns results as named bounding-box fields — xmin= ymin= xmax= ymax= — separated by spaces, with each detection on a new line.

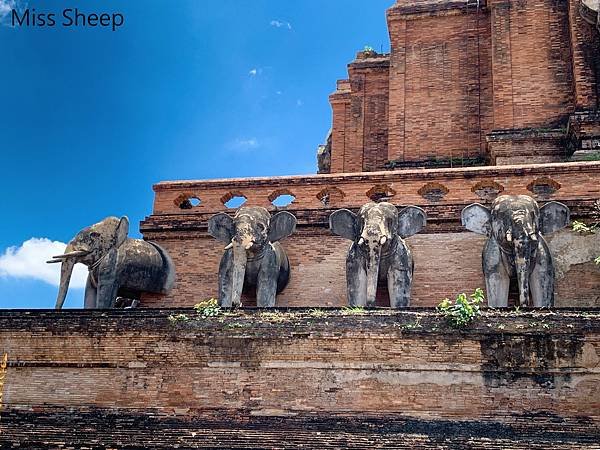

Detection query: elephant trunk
xmin=55 ymin=253 xmax=76 ymax=310
xmin=231 ymin=241 xmax=248 ymax=307
xmin=516 ymin=258 xmax=531 ymax=307
xmin=365 ymin=245 xmax=381 ymax=307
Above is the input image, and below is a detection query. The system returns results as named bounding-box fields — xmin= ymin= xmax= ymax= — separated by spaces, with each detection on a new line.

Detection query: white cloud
xmin=0 ymin=0 xmax=27 ymax=25
xmin=0 ymin=238 xmax=87 ymax=288
xmin=0 ymin=1 xmax=12 ymax=16
xmin=270 ymin=20 xmax=292 ymax=30
xmin=296 ymin=99 xmax=304 ymax=107
xmin=228 ymin=137 xmax=260 ymax=151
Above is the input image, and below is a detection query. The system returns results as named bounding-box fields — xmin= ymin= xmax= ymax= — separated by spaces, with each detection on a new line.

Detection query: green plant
xmin=342 ymin=306 xmax=366 ymax=315
xmin=308 ymin=308 xmax=327 ymax=318
xmin=168 ymin=314 xmax=190 ymax=323
xmin=572 ymin=220 xmax=596 ymax=234
xmin=402 ymin=317 xmax=422 ymax=330
xmin=260 ymin=311 xmax=289 ymax=323
xmin=193 ymin=299 xmax=221 ymax=318
xmin=0 ymin=353 xmax=7 ymax=413
xmin=437 ymin=288 xmax=485 ymax=328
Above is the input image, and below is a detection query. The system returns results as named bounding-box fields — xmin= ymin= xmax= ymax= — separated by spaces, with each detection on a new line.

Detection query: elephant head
xmin=208 ymin=207 xmax=297 ymax=306
xmin=330 ymin=202 xmax=426 ymax=306
xmin=48 ymin=216 xmax=129 ymax=309
xmin=462 ymin=195 xmax=570 ymax=306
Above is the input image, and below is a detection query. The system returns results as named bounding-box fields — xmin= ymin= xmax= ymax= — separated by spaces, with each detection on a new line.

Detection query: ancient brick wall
xmin=140 ymin=162 xmax=600 ymax=308
xmin=0 ymin=309 xmax=599 ymax=447
xmin=1 ymin=310 xmax=599 ymax=418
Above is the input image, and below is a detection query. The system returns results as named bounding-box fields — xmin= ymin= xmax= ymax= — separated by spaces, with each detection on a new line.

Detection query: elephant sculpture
xmin=208 ymin=206 xmax=297 ymax=308
xmin=462 ymin=195 xmax=570 ymax=307
xmin=47 ymin=216 xmax=175 ymax=309
xmin=329 ymin=202 xmax=427 ymax=308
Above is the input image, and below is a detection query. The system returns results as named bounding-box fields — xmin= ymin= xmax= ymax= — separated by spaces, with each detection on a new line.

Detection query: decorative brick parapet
xmin=149 ymin=162 xmax=600 ymax=215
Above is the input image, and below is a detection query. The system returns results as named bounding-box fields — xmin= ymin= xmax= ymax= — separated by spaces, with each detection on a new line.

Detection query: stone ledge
xmin=154 ymin=162 xmax=600 ymax=191
xmin=0 ymin=308 xmax=599 ymax=337
xmin=140 ymin=199 xmax=600 ymax=233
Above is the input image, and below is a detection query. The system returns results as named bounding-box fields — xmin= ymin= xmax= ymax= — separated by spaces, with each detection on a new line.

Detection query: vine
xmin=0 ymin=353 xmax=7 ymax=422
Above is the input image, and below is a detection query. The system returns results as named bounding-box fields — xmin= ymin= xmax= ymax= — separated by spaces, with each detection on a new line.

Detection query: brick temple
xmin=326 ymin=0 xmax=600 ymax=171
xmin=1 ymin=0 xmax=600 ymax=447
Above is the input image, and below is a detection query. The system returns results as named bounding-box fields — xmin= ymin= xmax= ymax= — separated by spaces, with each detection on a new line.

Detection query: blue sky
xmin=0 ymin=0 xmax=392 ymax=308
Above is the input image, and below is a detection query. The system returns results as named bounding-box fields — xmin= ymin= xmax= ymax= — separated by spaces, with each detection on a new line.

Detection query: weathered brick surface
xmin=141 ymin=162 xmax=600 ymax=308
xmin=568 ymin=0 xmax=600 ymax=109
xmin=487 ymin=130 xmax=568 ymax=165
xmin=328 ymin=0 xmax=600 ymax=171
xmin=489 ymin=0 xmax=575 ymax=130
xmin=3 ymin=409 xmax=600 ymax=449
xmin=0 ymin=309 xmax=599 ymax=447
xmin=330 ymin=55 xmax=390 ymax=173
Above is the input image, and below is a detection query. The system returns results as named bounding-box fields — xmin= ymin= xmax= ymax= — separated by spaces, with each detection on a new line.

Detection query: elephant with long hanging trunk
xmin=462 ymin=195 xmax=570 ymax=307
xmin=329 ymin=202 xmax=427 ymax=308
xmin=208 ymin=207 xmax=297 ymax=308
xmin=47 ymin=216 xmax=175 ymax=309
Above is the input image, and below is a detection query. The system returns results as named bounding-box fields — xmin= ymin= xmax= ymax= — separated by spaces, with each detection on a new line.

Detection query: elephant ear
xmin=329 ymin=209 xmax=358 ymax=241
xmin=462 ymin=204 xmax=491 ymax=236
xmin=115 ymin=216 xmax=129 ymax=248
xmin=268 ymin=211 xmax=297 ymax=242
xmin=208 ymin=213 xmax=235 ymax=243
xmin=539 ymin=201 xmax=570 ymax=235
xmin=397 ymin=206 xmax=427 ymax=238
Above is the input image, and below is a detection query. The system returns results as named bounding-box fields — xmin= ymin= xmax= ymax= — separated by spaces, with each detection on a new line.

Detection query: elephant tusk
xmin=224 ymin=242 xmax=234 ymax=250
xmin=358 ymin=237 xmax=365 ymax=246
xmin=51 ymin=250 xmax=89 ymax=259
xmin=380 ymin=236 xmax=387 ymax=246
